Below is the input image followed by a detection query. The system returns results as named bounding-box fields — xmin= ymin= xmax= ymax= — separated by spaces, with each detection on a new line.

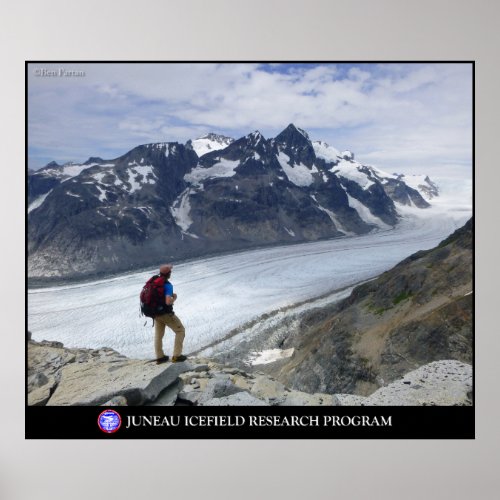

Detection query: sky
xmin=27 ymin=62 xmax=473 ymax=180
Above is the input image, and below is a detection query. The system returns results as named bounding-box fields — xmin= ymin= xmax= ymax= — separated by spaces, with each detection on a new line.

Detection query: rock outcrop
xmin=27 ymin=339 xmax=471 ymax=406
xmin=336 ymin=360 xmax=472 ymax=406
xmin=250 ymin=219 xmax=473 ymax=396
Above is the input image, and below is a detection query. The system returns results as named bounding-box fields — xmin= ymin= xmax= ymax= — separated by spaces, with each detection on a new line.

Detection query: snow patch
xmin=28 ymin=190 xmax=53 ymax=213
xmin=135 ymin=206 xmax=152 ymax=216
xmin=126 ymin=165 xmax=156 ymax=193
xmin=191 ymin=134 xmax=233 ymax=157
xmin=333 ymin=160 xmax=375 ymax=190
xmin=92 ymin=172 xmax=109 ymax=184
xmin=277 ymin=152 xmax=318 ymax=187
xmin=311 ymin=195 xmax=355 ymax=236
xmin=346 ymin=193 xmax=392 ymax=229
xmin=185 ymin=159 xmax=240 ymax=186
xmin=171 ymin=189 xmax=194 ymax=232
xmin=95 ymin=185 xmax=108 ymax=202
xmin=400 ymin=174 xmax=439 ymax=200
xmin=248 ymin=348 xmax=295 ymax=365
xmin=312 ymin=141 xmax=341 ymax=163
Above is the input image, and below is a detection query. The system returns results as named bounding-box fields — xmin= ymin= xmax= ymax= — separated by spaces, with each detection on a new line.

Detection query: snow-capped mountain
xmin=188 ymin=133 xmax=234 ymax=157
xmin=27 ymin=124 xmax=437 ymax=280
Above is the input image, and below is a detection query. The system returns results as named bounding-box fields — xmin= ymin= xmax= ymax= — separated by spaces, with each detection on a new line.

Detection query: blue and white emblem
xmin=98 ymin=409 xmax=122 ymax=433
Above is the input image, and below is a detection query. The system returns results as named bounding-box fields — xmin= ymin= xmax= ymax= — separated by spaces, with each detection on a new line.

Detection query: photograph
xmin=26 ymin=62 xmax=473 ymax=438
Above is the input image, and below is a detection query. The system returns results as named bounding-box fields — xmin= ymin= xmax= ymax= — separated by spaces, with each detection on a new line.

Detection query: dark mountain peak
xmin=84 ymin=157 xmax=104 ymax=165
xmin=248 ymin=130 xmax=264 ymax=140
xmin=199 ymin=132 xmax=234 ymax=143
xmin=246 ymin=130 xmax=267 ymax=147
xmin=125 ymin=141 xmax=185 ymax=159
xmin=275 ymin=123 xmax=311 ymax=145
xmin=44 ymin=161 xmax=60 ymax=169
xmin=215 ymin=130 xmax=271 ymax=162
xmin=274 ymin=124 xmax=315 ymax=166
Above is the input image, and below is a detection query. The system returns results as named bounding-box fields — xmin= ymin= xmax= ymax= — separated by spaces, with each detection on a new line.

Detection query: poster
xmin=5 ymin=1 xmax=499 ymax=498
xmin=26 ymin=61 xmax=473 ymax=439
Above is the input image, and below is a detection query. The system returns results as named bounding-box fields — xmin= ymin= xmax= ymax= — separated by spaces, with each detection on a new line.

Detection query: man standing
xmin=154 ymin=264 xmax=187 ymax=364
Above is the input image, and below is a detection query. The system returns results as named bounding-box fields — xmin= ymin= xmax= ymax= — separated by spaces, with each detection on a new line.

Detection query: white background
xmin=2 ymin=1 xmax=498 ymax=499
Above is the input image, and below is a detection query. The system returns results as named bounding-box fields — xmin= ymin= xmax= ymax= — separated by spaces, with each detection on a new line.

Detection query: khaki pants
xmin=154 ymin=313 xmax=185 ymax=359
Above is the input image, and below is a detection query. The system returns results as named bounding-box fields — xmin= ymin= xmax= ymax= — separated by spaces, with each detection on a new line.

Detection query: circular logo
xmin=97 ymin=409 xmax=122 ymax=434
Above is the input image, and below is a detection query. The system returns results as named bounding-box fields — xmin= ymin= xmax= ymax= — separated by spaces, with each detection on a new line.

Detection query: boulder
xmin=148 ymin=379 xmax=183 ymax=406
xmin=47 ymin=360 xmax=191 ymax=406
xmin=28 ymin=377 xmax=57 ymax=406
xmin=197 ymin=375 xmax=245 ymax=405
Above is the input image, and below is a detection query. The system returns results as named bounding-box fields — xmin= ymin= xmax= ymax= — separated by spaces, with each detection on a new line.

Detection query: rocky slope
xmin=27 ymin=337 xmax=471 ymax=406
xmin=246 ymin=218 xmax=473 ymax=396
xmin=27 ymin=124 xmax=436 ymax=281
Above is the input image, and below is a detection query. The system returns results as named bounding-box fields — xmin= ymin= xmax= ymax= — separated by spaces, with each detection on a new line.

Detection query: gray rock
xmin=203 ymin=392 xmax=268 ymax=406
xmin=28 ymin=374 xmax=58 ymax=406
xmin=334 ymin=394 xmax=368 ymax=406
xmin=280 ymin=391 xmax=339 ymax=406
xmin=192 ymin=364 xmax=210 ymax=373
xmin=103 ymin=395 xmax=128 ymax=406
xmin=28 ymin=372 xmax=49 ymax=389
xmin=354 ymin=360 xmax=472 ymax=406
xmin=197 ymin=376 xmax=244 ymax=405
xmin=47 ymin=360 xmax=191 ymax=406
xmin=222 ymin=367 xmax=246 ymax=375
xmin=148 ymin=379 xmax=183 ymax=406
xmin=28 ymin=384 xmax=54 ymax=406
xmin=250 ymin=376 xmax=286 ymax=401
xmin=177 ymin=391 xmax=202 ymax=405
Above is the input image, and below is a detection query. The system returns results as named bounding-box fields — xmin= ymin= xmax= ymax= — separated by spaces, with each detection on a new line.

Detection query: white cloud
xmin=28 ymin=62 xmax=472 ymax=180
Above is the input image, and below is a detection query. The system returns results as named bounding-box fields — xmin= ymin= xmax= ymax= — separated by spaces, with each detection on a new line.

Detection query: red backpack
xmin=140 ymin=275 xmax=171 ymax=318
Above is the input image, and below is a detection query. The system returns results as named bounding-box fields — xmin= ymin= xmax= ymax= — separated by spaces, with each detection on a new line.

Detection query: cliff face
xmin=256 ymin=219 xmax=473 ymax=396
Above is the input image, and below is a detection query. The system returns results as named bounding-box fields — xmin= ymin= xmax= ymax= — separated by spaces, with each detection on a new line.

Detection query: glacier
xmin=27 ymin=178 xmax=472 ymax=360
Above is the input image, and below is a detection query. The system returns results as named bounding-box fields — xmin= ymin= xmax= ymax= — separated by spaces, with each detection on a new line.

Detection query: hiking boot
xmin=171 ymin=354 xmax=187 ymax=363
xmin=156 ymin=355 xmax=169 ymax=364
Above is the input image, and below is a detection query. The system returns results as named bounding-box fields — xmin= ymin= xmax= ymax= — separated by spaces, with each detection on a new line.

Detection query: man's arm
xmin=165 ymin=293 xmax=177 ymax=305
xmin=165 ymin=282 xmax=177 ymax=305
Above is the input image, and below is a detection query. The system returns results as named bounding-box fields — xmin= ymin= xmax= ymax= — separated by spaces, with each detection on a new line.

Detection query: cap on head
xmin=159 ymin=264 xmax=173 ymax=276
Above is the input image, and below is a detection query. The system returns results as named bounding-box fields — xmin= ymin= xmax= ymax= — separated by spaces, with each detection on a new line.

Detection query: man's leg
xmin=154 ymin=315 xmax=167 ymax=359
xmin=164 ymin=314 xmax=186 ymax=357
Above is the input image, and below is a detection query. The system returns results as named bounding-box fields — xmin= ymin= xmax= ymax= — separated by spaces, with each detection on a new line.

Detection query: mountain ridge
xmin=28 ymin=124 xmax=438 ymax=280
